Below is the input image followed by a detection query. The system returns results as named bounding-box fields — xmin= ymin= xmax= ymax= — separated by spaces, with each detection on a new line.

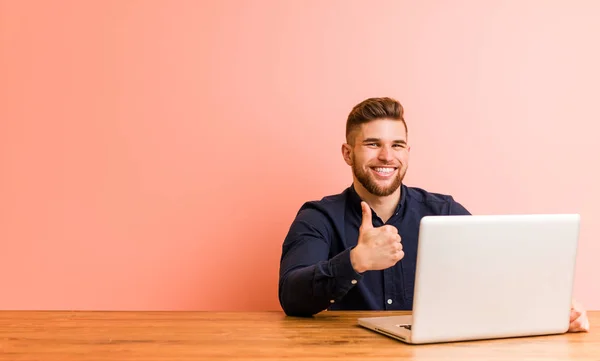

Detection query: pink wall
xmin=1 ymin=0 xmax=598 ymax=311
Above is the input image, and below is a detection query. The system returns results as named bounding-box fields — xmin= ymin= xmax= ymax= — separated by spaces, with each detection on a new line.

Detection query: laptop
xmin=358 ymin=214 xmax=580 ymax=344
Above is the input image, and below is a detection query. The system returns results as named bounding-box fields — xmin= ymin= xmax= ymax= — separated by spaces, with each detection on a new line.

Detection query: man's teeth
xmin=374 ymin=167 xmax=395 ymax=173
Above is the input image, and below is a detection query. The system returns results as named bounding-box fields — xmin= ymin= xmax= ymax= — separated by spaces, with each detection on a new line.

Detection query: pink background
xmin=1 ymin=0 xmax=598 ymax=311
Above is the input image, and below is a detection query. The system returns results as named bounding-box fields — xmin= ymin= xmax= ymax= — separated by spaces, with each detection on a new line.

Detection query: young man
xmin=278 ymin=97 xmax=589 ymax=332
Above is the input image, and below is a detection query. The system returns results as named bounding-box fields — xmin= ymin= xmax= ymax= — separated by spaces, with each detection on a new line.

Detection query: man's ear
xmin=341 ymin=143 xmax=353 ymax=166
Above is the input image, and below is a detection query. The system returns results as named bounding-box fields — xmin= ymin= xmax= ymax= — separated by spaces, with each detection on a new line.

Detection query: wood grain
xmin=1 ymin=311 xmax=598 ymax=360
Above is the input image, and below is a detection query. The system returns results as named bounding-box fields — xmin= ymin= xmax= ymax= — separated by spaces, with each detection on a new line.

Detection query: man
xmin=278 ymin=97 xmax=589 ymax=332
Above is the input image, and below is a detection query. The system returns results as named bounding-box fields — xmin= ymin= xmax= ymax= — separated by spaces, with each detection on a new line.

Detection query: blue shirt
xmin=278 ymin=183 xmax=471 ymax=317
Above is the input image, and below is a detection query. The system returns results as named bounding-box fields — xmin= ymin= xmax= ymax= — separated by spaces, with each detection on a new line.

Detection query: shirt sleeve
xmin=278 ymin=206 xmax=363 ymax=317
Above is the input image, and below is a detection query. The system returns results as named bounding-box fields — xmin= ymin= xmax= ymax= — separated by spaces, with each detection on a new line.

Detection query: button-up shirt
xmin=278 ymin=183 xmax=471 ymax=317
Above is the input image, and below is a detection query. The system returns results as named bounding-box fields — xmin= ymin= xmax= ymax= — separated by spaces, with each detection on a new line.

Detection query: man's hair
xmin=345 ymin=97 xmax=407 ymax=144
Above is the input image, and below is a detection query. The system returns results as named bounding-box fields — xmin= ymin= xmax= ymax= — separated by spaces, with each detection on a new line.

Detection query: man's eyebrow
xmin=361 ymin=138 xmax=407 ymax=144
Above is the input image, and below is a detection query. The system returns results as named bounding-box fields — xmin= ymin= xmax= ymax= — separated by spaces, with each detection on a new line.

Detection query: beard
xmin=352 ymin=161 xmax=405 ymax=197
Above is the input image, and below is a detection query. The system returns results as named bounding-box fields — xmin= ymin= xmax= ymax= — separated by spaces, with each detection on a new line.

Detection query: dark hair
xmin=345 ymin=97 xmax=407 ymax=143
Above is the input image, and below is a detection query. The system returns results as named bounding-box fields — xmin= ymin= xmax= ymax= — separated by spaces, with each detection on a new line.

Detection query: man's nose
xmin=378 ymin=146 xmax=394 ymax=161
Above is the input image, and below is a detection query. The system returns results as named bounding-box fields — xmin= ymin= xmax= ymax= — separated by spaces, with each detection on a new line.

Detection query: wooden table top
xmin=1 ymin=310 xmax=598 ymax=360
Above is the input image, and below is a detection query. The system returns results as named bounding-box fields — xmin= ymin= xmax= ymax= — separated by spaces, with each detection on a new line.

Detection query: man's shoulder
xmin=404 ymin=184 xmax=470 ymax=215
xmin=299 ymin=187 xmax=351 ymax=213
xmin=286 ymin=188 xmax=352 ymax=237
xmin=405 ymin=185 xmax=458 ymax=204
xmin=316 ymin=188 xmax=352 ymax=205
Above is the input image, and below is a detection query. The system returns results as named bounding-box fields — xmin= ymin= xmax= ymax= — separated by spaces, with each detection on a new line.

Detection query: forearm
xmin=279 ymin=263 xmax=332 ymax=317
xmin=279 ymin=248 xmax=362 ymax=317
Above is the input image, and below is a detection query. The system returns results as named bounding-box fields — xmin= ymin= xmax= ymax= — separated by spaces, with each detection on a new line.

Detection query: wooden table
xmin=1 ymin=311 xmax=598 ymax=360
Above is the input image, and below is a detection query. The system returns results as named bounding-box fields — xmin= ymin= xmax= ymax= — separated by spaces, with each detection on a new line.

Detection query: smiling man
xmin=277 ymin=97 xmax=589 ymax=332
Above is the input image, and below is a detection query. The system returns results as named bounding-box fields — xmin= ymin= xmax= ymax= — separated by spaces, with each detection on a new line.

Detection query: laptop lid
xmin=409 ymin=214 xmax=580 ymax=344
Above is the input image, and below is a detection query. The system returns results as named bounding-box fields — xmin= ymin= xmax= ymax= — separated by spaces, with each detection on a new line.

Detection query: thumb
xmin=360 ymin=201 xmax=373 ymax=230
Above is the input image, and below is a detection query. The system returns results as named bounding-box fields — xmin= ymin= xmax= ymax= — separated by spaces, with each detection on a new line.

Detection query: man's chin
xmin=372 ymin=189 xmax=398 ymax=197
xmin=367 ymin=183 xmax=401 ymax=197
xmin=354 ymin=171 xmax=402 ymax=197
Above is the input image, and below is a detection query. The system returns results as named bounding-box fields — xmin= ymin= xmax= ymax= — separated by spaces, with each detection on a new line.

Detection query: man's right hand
xmin=350 ymin=201 xmax=404 ymax=273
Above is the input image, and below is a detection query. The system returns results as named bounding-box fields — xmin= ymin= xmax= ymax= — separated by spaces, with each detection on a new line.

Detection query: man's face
xmin=343 ymin=119 xmax=410 ymax=197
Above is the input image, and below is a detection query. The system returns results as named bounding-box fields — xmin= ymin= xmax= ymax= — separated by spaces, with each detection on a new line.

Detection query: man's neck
xmin=353 ymin=180 xmax=401 ymax=223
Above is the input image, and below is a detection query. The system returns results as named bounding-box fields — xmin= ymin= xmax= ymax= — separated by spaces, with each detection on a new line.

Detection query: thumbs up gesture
xmin=350 ymin=201 xmax=405 ymax=273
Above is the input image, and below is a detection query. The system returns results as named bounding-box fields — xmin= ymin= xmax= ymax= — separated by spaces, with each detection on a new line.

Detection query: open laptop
xmin=358 ymin=214 xmax=580 ymax=344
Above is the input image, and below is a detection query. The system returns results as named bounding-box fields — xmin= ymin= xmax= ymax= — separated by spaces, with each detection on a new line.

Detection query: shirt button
xmin=330 ymin=299 xmax=335 ymax=303
xmin=387 ymin=299 xmax=393 ymax=305
xmin=351 ymin=279 xmax=357 ymax=285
